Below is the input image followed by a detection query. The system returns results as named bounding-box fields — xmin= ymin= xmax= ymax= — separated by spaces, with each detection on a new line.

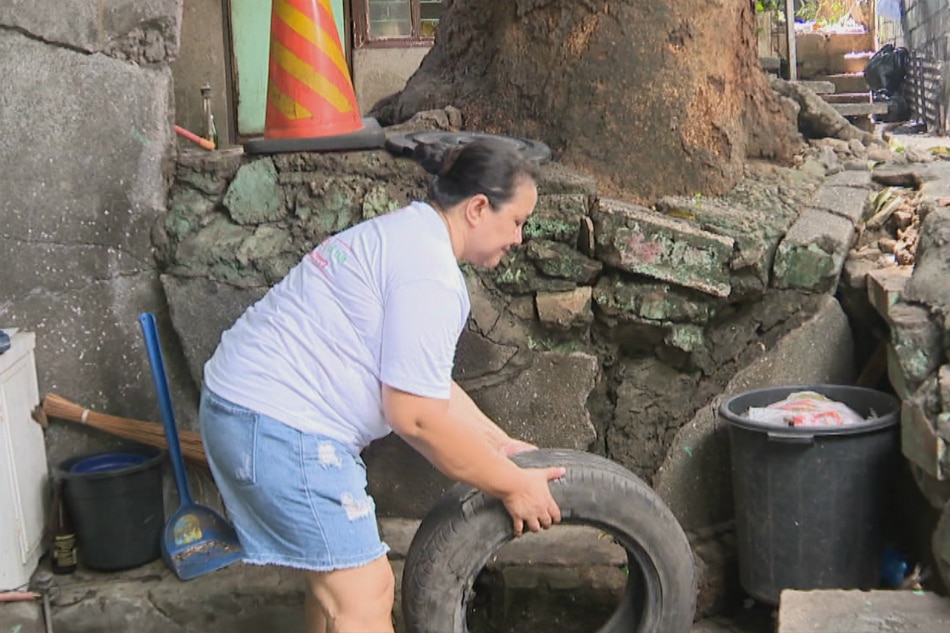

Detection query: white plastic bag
xmin=745 ymin=391 xmax=866 ymax=427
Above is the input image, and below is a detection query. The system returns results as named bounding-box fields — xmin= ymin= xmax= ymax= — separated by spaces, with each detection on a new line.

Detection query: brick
xmin=593 ymin=198 xmax=734 ymax=297
xmin=866 ymin=266 xmax=912 ymax=319
xmin=772 ymin=208 xmax=855 ymax=292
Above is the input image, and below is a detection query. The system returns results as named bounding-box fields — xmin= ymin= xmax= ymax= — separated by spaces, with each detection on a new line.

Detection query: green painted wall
xmin=230 ymin=0 xmax=347 ymax=137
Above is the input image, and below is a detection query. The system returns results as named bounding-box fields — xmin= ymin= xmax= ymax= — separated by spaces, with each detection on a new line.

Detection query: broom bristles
xmin=42 ymin=393 xmax=208 ymax=467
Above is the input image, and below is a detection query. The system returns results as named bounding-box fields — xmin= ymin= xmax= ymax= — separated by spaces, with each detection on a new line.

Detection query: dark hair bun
xmin=412 ymin=143 xmax=446 ymax=175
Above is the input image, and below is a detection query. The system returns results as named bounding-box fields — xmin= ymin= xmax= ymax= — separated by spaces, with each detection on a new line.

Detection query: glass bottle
xmin=201 ymin=84 xmax=219 ymax=149
xmin=50 ymin=479 xmax=77 ymax=574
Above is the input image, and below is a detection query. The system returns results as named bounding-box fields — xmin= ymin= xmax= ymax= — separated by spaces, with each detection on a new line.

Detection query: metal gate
xmin=903 ymin=51 xmax=946 ymax=134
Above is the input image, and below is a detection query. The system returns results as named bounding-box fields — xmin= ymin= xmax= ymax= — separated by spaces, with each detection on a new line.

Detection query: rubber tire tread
xmin=401 ymin=448 xmax=696 ymax=633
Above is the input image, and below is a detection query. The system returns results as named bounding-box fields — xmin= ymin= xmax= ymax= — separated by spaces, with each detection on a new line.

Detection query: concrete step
xmin=778 ymin=589 xmax=950 ymax=632
xmin=823 ymin=91 xmax=876 ymax=104
xmin=831 ymin=102 xmax=889 ymax=116
xmin=820 ymin=72 xmax=870 ymax=93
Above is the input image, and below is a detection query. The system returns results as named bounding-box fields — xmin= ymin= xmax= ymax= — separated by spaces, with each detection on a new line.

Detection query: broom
xmin=39 ymin=393 xmax=208 ymax=468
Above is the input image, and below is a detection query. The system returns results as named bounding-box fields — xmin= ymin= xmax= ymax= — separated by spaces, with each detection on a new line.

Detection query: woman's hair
xmin=414 ymin=139 xmax=539 ymax=210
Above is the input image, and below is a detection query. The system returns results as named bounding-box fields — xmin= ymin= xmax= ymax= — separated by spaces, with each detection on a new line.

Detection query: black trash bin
xmin=55 ymin=445 xmax=166 ymax=571
xmin=720 ymin=385 xmax=900 ymax=605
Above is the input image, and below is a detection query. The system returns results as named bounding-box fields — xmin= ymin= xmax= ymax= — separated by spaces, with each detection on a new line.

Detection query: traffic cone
xmin=245 ymin=0 xmax=383 ymax=154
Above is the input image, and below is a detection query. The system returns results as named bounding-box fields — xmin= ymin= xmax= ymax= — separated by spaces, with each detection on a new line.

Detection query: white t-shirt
xmin=202 ymin=201 xmax=471 ymax=453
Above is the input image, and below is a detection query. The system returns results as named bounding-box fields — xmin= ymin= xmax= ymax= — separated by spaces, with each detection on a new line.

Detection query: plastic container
xmin=719 ymin=385 xmax=900 ymax=605
xmin=55 ymin=445 xmax=166 ymax=571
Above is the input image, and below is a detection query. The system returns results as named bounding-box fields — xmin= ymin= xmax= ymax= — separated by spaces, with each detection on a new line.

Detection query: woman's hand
xmin=501 ymin=466 xmax=565 ymax=537
xmin=498 ymin=438 xmax=538 ymax=457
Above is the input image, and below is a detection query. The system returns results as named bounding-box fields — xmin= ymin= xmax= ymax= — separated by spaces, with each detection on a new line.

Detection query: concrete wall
xmin=0 ymin=0 xmax=188 ymax=470
xmin=353 ymin=46 xmax=430 ymax=114
xmin=172 ymin=0 xmax=231 ymax=146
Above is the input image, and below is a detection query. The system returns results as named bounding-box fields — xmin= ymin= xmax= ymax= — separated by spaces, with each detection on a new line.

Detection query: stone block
xmin=525 ymin=240 xmax=602 ymax=282
xmin=592 ymin=275 xmax=715 ymax=326
xmin=772 ymin=208 xmax=855 ymax=293
xmin=593 ymin=198 xmax=734 ymax=297
xmin=941 ymin=365 xmax=950 ymax=412
xmin=903 ymin=207 xmax=950 ymax=318
xmin=777 ymin=589 xmax=950 ymax=633
xmin=887 ymin=344 xmax=916 ymax=402
xmin=901 ymin=396 xmax=948 ymax=480
xmin=655 ymin=196 xmax=784 ymax=298
xmin=526 ymin=194 xmax=589 ymax=244
xmin=811 ymin=183 xmax=872 ymax=225
xmin=492 ymin=248 xmax=578 ymax=295
xmin=866 ymin=266 xmax=913 ymax=320
xmin=822 ymin=169 xmax=872 ymax=188
xmin=887 ymin=302 xmax=943 ymax=389
xmin=536 ymin=287 xmax=593 ymax=331
xmin=839 ymin=257 xmax=877 ymax=290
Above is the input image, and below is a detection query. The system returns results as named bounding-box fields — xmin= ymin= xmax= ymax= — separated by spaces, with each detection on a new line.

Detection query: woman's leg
xmin=304 ymin=588 xmax=328 ymax=633
xmin=305 ymin=555 xmax=395 ymax=633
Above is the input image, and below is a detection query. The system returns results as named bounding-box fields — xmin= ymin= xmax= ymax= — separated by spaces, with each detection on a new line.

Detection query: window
xmin=353 ymin=0 xmax=444 ymax=46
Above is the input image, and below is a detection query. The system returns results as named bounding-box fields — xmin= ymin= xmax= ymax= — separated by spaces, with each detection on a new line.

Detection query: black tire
xmin=385 ymin=130 xmax=553 ymax=164
xmin=401 ymin=448 xmax=696 ymax=633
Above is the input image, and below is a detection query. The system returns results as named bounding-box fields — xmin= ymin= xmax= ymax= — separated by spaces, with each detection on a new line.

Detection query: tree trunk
xmin=372 ymin=0 xmax=802 ymax=201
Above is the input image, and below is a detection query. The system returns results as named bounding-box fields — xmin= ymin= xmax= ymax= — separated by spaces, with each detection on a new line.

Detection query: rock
xmin=536 ymin=287 xmax=594 ymax=331
xmin=223 ymin=159 xmax=287 ymax=224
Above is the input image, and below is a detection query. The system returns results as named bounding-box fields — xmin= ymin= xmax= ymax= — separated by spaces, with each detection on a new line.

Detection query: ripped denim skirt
xmin=198 ymin=387 xmax=389 ymax=572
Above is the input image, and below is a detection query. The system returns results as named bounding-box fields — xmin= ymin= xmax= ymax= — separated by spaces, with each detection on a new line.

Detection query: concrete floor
xmin=0 ymin=518 xmax=767 ymax=633
xmin=2 ymin=517 xmax=947 ymax=633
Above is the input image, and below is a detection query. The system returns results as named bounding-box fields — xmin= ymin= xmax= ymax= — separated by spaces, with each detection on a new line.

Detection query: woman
xmin=199 ymin=139 xmax=565 ymax=633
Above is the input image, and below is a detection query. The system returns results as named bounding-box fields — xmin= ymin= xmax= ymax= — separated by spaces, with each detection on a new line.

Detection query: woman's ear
xmin=464 ymin=194 xmax=491 ymax=226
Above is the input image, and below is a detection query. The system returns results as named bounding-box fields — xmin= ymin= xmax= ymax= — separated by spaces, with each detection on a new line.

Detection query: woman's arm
xmin=383 ymin=384 xmax=561 ymax=535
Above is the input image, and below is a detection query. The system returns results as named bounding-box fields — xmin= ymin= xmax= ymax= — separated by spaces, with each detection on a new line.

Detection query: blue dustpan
xmin=138 ymin=312 xmax=243 ymax=580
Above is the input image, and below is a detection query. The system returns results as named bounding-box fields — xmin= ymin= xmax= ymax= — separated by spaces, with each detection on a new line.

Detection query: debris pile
xmin=845 ymin=143 xmax=950 ymax=272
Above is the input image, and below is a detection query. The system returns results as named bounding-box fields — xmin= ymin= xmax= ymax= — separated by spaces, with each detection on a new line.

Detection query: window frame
xmin=352 ymin=0 xmax=440 ymax=48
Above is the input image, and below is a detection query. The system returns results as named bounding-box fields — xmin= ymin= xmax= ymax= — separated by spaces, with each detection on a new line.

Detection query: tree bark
xmin=372 ymin=0 xmax=802 ymax=201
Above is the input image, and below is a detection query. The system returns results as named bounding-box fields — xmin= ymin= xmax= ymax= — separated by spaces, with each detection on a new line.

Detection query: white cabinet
xmin=0 ymin=330 xmax=47 ymax=590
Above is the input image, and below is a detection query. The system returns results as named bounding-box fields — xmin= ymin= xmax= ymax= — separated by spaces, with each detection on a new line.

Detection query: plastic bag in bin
xmin=745 ymin=390 xmax=867 ymax=427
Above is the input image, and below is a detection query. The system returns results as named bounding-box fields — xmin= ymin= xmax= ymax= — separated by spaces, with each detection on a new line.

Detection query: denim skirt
xmin=198 ymin=387 xmax=389 ymax=571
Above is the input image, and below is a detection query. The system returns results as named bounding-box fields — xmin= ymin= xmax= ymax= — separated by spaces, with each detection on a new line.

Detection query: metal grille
xmin=902 ymin=51 xmax=945 ymax=134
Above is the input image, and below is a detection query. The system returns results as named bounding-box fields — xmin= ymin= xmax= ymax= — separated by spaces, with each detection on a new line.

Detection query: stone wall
xmin=161 ymin=135 xmax=858 ymax=522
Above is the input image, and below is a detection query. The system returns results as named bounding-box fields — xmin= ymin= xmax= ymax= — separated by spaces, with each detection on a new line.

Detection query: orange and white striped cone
xmin=245 ymin=0 xmax=383 ymax=154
